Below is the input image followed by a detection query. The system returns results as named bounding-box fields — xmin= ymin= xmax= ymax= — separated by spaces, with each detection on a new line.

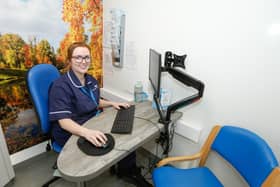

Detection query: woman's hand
xmin=82 ymin=129 xmax=107 ymax=147
xmin=59 ymin=119 xmax=108 ymax=147
xmin=111 ymin=102 xmax=130 ymax=110
xmin=100 ymin=99 xmax=130 ymax=109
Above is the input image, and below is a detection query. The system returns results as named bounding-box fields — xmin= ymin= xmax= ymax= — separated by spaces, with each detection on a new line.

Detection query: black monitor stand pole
xmin=153 ymin=95 xmax=171 ymax=156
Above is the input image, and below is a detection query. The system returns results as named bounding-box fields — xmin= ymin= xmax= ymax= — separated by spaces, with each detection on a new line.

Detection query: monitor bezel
xmin=149 ymin=48 xmax=162 ymax=99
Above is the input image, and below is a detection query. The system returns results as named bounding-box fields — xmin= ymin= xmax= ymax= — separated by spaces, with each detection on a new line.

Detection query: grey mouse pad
xmin=77 ymin=133 xmax=115 ymax=156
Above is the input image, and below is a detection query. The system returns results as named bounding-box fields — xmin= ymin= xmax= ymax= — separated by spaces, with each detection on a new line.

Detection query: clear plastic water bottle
xmin=134 ymin=81 xmax=143 ymax=102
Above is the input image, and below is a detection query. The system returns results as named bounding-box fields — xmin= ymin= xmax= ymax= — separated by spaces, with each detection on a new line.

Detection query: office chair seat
xmin=153 ymin=166 xmax=223 ymax=187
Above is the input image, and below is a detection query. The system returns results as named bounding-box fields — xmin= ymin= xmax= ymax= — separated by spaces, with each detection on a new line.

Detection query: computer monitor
xmin=149 ymin=49 xmax=162 ymax=98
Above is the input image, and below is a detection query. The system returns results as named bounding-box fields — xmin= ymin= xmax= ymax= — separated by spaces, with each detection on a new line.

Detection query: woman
xmin=49 ymin=42 xmax=151 ymax=186
xmin=49 ymin=42 xmax=128 ymax=147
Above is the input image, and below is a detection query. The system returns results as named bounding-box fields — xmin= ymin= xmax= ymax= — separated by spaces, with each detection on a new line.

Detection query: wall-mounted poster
xmin=0 ymin=0 xmax=103 ymax=154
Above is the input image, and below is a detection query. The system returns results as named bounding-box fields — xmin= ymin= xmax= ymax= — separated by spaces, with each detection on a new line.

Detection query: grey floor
xmin=6 ymin=148 xmax=156 ymax=187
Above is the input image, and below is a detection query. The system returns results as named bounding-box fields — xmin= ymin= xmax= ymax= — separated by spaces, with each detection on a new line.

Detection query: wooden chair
xmin=152 ymin=125 xmax=280 ymax=187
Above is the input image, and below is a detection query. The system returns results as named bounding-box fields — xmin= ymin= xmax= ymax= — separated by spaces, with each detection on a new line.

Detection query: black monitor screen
xmin=149 ymin=49 xmax=161 ymax=98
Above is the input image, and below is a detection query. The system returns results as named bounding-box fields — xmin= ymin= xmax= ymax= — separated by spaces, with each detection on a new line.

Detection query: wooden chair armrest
xmin=157 ymin=152 xmax=202 ymax=167
xmin=262 ymin=167 xmax=280 ymax=187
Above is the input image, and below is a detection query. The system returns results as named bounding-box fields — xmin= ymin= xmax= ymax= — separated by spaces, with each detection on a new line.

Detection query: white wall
xmin=103 ymin=0 xmax=280 ymax=165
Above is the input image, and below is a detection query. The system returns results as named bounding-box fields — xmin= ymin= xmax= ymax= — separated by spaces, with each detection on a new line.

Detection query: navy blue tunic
xmin=48 ymin=69 xmax=100 ymax=147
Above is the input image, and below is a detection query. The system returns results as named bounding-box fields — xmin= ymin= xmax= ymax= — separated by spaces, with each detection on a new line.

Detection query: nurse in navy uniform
xmin=49 ymin=42 xmax=129 ymax=147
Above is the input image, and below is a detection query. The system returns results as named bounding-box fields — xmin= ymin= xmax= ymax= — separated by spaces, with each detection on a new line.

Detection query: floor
xmin=6 ymin=148 xmax=158 ymax=187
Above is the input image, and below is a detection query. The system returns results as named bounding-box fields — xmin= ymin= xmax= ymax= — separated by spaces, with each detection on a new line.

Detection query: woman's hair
xmin=67 ymin=42 xmax=91 ymax=62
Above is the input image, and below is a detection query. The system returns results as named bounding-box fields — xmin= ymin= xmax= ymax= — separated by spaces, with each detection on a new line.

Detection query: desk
xmin=57 ymin=101 xmax=182 ymax=186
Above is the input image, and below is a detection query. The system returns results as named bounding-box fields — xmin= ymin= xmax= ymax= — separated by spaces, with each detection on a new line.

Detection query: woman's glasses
xmin=72 ymin=55 xmax=91 ymax=64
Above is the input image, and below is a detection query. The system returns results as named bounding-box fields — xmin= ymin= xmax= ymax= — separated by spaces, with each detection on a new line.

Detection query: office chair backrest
xmin=27 ymin=64 xmax=60 ymax=134
xmin=211 ymin=126 xmax=279 ymax=187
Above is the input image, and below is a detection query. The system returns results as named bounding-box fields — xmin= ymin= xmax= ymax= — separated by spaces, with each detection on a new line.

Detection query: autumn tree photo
xmin=0 ymin=0 xmax=103 ymax=154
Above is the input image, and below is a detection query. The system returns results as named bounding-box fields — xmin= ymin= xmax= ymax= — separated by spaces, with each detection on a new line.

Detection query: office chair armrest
xmin=262 ymin=167 xmax=280 ymax=187
xmin=157 ymin=152 xmax=202 ymax=167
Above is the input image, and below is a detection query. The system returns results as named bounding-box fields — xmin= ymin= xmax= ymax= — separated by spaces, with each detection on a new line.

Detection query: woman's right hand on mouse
xmin=82 ymin=129 xmax=107 ymax=147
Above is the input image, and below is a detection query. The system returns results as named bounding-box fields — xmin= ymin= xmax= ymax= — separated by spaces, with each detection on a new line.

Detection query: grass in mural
xmin=0 ymin=0 xmax=103 ymax=154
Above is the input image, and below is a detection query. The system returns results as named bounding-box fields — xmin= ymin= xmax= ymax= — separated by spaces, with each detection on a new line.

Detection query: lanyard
xmin=80 ymin=87 xmax=100 ymax=116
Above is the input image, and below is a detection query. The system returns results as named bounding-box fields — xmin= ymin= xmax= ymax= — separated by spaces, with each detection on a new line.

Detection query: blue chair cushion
xmin=52 ymin=141 xmax=62 ymax=153
xmin=152 ymin=166 xmax=223 ymax=187
xmin=212 ymin=126 xmax=278 ymax=187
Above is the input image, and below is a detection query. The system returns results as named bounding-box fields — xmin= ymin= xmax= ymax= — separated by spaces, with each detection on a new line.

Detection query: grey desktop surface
xmin=57 ymin=101 xmax=166 ymax=183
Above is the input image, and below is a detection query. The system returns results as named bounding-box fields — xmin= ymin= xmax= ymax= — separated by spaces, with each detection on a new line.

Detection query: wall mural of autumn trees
xmin=0 ymin=0 xmax=103 ymax=154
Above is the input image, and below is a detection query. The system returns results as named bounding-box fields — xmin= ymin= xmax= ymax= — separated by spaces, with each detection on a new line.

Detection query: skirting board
xmin=174 ymin=120 xmax=202 ymax=143
xmin=10 ymin=141 xmax=48 ymax=166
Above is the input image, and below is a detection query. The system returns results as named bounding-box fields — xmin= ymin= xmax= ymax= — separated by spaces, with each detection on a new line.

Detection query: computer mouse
xmin=77 ymin=133 xmax=115 ymax=156
xmin=101 ymin=141 xmax=110 ymax=149
xmin=78 ymin=137 xmax=106 ymax=148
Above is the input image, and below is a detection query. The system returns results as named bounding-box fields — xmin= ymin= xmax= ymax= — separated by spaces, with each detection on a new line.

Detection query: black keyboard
xmin=111 ymin=105 xmax=135 ymax=134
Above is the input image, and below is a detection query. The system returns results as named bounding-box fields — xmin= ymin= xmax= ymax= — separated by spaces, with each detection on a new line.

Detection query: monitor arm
xmin=163 ymin=67 xmax=204 ymax=122
xmin=154 ymin=66 xmax=205 ymax=155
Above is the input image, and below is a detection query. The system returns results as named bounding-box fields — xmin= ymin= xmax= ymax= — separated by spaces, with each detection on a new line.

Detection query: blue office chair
xmin=26 ymin=64 xmax=62 ymax=187
xmin=152 ymin=125 xmax=280 ymax=187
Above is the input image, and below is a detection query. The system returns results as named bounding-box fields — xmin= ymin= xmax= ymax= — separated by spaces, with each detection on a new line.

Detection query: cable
xmin=143 ymin=142 xmax=161 ymax=179
xmin=133 ymin=116 xmax=178 ymax=178
xmin=168 ymin=121 xmax=176 ymax=152
xmin=134 ymin=116 xmax=162 ymax=132
xmin=155 ymin=120 xmax=177 ymax=157
xmin=134 ymin=115 xmax=177 ymax=156
xmin=134 ymin=115 xmax=164 ymax=178
xmin=134 ymin=115 xmax=167 ymax=158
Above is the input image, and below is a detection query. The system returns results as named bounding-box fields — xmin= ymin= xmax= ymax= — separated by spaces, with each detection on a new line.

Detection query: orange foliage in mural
xmin=58 ymin=0 xmax=85 ymax=65
xmin=58 ymin=0 xmax=103 ymax=83
xmin=84 ymin=0 xmax=103 ymax=81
